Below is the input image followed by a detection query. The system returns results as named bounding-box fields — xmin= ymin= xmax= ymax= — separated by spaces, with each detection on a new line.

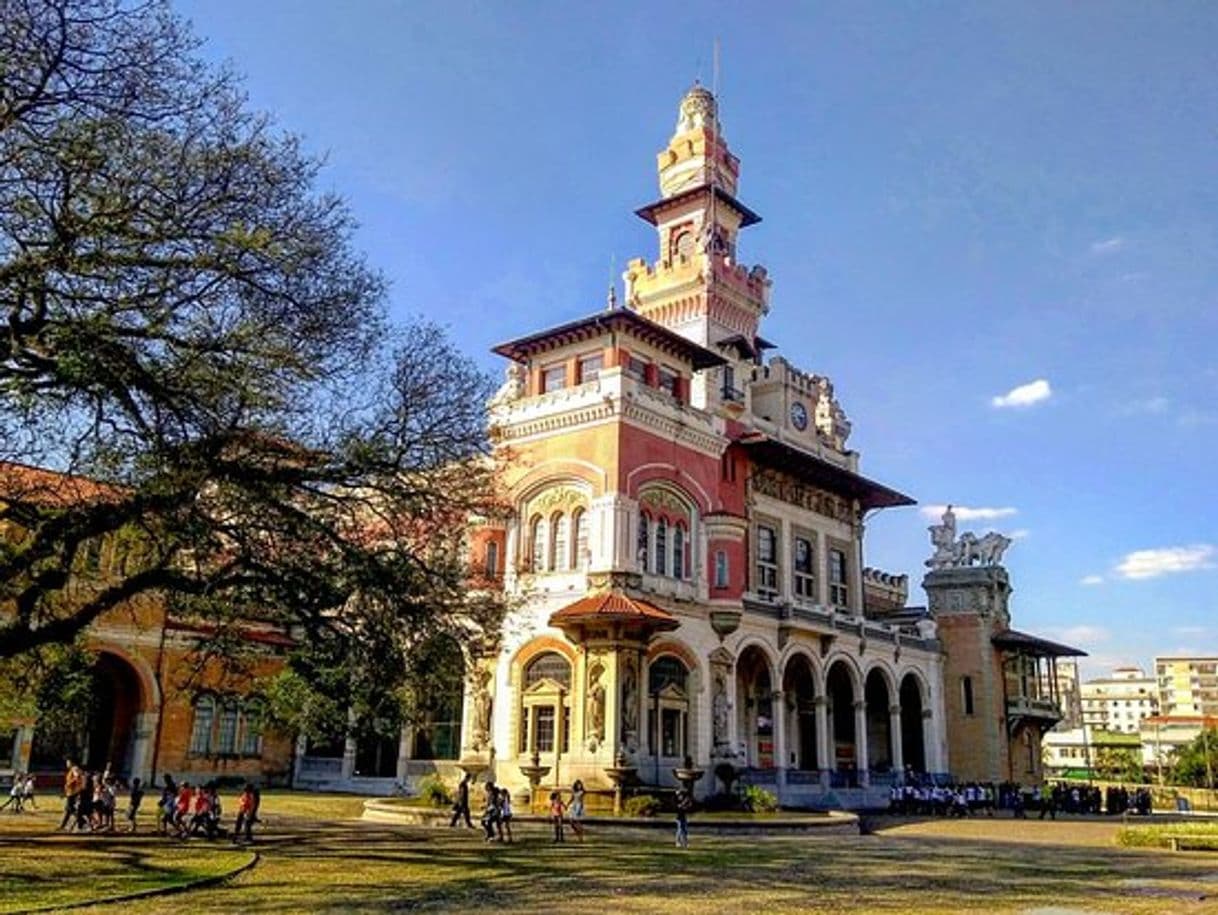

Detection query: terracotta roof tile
xmin=549 ymin=592 xmax=678 ymax=628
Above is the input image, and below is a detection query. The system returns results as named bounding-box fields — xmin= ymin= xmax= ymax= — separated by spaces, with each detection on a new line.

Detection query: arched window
xmin=217 ymin=699 xmax=239 ymax=755
xmin=673 ymin=524 xmax=686 ymax=579
xmin=525 ymin=652 xmax=572 ymax=688
xmin=649 ymin=656 xmax=688 ymax=694
xmin=573 ymin=509 xmax=588 ymax=570
xmin=240 ymin=699 xmax=264 ymax=756
xmin=529 ymin=515 xmax=546 ymax=572
xmin=522 ymin=652 xmax=572 ymax=755
xmin=654 ymin=518 xmax=668 ymax=576
xmin=637 ymin=513 xmax=650 ymax=573
xmin=648 ymin=656 xmax=690 ymax=758
xmin=189 ymin=695 xmax=216 ymax=755
xmin=551 ymin=512 xmax=569 ymax=572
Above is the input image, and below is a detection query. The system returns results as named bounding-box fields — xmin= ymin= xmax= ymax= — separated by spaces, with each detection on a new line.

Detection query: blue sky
xmin=175 ymin=1 xmax=1217 ymax=678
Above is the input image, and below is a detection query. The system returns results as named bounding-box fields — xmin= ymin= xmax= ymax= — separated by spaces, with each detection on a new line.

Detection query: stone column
xmin=854 ymin=699 xmax=870 ymax=786
xmin=396 ymin=723 xmax=413 ymax=786
xmin=341 ymin=708 xmax=358 ymax=782
xmin=922 ymin=708 xmax=940 ymax=774
xmin=772 ymin=689 xmax=787 ymax=789
xmin=889 ymin=704 xmax=905 ymax=779
xmin=129 ymin=710 xmax=159 ymax=782
xmin=814 ymin=696 xmax=830 ymax=789
xmin=292 ymin=734 xmax=308 ymax=785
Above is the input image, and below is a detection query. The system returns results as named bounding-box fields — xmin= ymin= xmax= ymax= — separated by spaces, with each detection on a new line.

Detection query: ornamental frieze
xmin=527 ymin=485 xmax=588 ymax=515
xmin=749 ymin=468 xmax=854 ymax=523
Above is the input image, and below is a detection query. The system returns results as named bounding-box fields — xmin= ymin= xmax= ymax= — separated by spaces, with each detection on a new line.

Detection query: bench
xmin=1168 ymin=835 xmax=1218 ymax=853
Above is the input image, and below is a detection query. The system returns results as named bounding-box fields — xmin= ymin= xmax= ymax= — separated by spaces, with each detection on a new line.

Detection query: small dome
xmin=676 ymin=82 xmax=718 ymax=133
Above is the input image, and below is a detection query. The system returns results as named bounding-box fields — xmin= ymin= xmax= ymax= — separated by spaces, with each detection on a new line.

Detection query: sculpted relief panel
xmin=749 ymin=468 xmax=855 ymax=524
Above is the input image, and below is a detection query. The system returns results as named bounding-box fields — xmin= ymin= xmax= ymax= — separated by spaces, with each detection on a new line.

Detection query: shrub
xmin=623 ymin=794 xmax=661 ymax=817
xmin=416 ymin=776 xmax=452 ymax=808
xmin=741 ymin=784 xmax=779 ymax=813
xmin=1116 ymin=822 xmax=1218 ymax=850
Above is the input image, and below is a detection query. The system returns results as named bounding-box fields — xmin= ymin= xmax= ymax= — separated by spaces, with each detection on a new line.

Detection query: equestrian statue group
xmin=926 ymin=505 xmax=1012 ymax=569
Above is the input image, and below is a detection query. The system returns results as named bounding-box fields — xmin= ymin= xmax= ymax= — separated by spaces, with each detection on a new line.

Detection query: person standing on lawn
xmin=58 ymin=759 xmax=84 ymax=830
xmin=450 ymin=772 xmax=473 ymax=829
xmin=567 ymin=780 xmax=586 ymax=842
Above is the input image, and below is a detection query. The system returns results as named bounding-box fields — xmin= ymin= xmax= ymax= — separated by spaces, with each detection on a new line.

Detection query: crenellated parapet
xmin=863 ymin=567 xmax=909 ymax=614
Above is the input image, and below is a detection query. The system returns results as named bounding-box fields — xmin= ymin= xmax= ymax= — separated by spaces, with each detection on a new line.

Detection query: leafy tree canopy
xmin=0 ymin=1 xmax=508 ymax=688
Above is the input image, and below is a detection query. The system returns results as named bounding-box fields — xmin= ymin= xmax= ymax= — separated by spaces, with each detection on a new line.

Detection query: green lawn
xmin=2 ymin=797 xmax=1215 ymax=913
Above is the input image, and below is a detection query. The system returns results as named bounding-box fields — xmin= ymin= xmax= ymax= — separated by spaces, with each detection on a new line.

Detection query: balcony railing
xmin=1006 ymin=695 xmax=1062 ymax=719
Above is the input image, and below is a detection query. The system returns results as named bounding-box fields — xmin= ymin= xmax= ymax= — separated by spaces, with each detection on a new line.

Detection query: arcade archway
xmin=736 ymin=646 xmax=775 ymax=768
xmin=29 ymin=650 xmax=148 ymax=776
xmin=900 ymin=673 xmax=927 ymax=773
xmin=781 ymin=654 xmax=819 ymax=771
xmin=825 ymin=660 xmax=858 ymax=780
xmin=864 ymin=669 xmax=894 ymax=773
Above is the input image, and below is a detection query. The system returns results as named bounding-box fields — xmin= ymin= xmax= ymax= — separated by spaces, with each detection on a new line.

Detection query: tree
xmin=1170 ymin=728 xmax=1218 ymax=788
xmin=0 ymin=1 xmax=507 ymax=675
xmin=1093 ymin=746 xmax=1145 ymax=784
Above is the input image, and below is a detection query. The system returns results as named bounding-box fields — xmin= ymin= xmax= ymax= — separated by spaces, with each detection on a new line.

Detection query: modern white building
xmin=1080 ymin=667 xmax=1158 ymax=734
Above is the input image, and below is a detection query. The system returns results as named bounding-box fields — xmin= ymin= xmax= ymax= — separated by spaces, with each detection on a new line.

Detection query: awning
xmin=736 ymin=433 xmax=915 ymax=510
xmin=992 ymin=628 xmax=1087 ymax=658
xmin=492 ymin=309 xmax=726 ymax=371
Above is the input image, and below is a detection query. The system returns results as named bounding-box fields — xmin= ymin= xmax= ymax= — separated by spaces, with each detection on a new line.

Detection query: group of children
xmin=1 ymin=773 xmax=37 ymax=814
xmin=56 ymin=763 xmax=131 ymax=832
xmin=153 ymin=774 xmax=260 ymax=842
xmin=54 ymin=760 xmax=260 ymax=842
xmin=545 ymin=779 xmax=586 ymax=843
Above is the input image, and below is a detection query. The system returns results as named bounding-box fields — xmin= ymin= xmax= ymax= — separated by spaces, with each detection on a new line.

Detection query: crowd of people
xmin=47 ymin=759 xmax=260 ymax=842
xmin=448 ymin=773 xmax=695 ymax=848
xmin=888 ymin=778 xmax=1155 ymax=818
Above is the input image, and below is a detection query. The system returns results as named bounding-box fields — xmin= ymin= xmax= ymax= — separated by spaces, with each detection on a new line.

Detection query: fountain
xmin=603 ymin=750 xmax=639 ymax=815
xmin=672 ymin=754 xmax=705 ymax=797
xmin=517 ymin=750 xmax=551 ymax=811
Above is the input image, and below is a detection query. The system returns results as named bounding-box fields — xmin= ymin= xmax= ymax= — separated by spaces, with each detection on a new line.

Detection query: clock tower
xmin=623 ymin=85 xmax=772 ymax=413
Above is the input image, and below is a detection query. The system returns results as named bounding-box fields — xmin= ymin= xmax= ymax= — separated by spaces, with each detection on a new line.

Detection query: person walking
xmin=567 ymin=780 xmax=586 ymax=842
xmin=58 ymin=759 xmax=84 ymax=831
xmin=126 ymin=777 xmax=145 ymax=832
xmin=675 ymin=788 xmax=692 ymax=849
xmin=233 ymin=783 xmax=257 ymax=844
xmin=450 ymin=773 xmax=474 ymax=829
xmin=499 ymin=789 xmax=514 ymax=844
xmin=549 ymin=790 xmax=566 ymax=843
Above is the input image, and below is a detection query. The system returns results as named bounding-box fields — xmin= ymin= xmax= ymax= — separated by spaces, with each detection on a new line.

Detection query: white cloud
xmin=1045 ymin=624 xmax=1110 ymax=645
xmin=1172 ymin=626 xmax=1208 ymax=637
xmin=1079 ymin=574 xmax=1104 ymax=586
xmin=1090 ymin=236 xmax=1125 ymax=255
xmin=1007 ymin=529 xmax=1030 ymax=540
xmin=919 ymin=504 xmax=1018 ymax=522
xmin=1114 ymin=544 xmax=1216 ymax=580
xmin=991 ymin=379 xmax=1052 ymax=409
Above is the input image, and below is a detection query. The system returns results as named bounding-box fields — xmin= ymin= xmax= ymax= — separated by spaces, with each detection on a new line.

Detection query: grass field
xmin=2 ymin=795 xmax=1215 ymax=913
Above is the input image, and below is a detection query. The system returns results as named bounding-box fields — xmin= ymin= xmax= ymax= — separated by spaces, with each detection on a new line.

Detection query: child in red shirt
xmin=548 ymin=790 xmax=565 ymax=843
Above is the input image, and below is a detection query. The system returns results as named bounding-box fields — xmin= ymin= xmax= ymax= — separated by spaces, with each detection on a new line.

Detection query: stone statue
xmin=469 ymin=668 xmax=492 ymax=750
xmin=620 ymin=657 xmax=639 ymax=748
xmin=926 ymin=505 xmax=958 ymax=568
xmin=586 ymin=664 xmax=606 ymax=748
xmin=489 ymin=363 xmax=525 ymax=406
xmin=712 ymin=672 xmax=729 ymax=748
xmin=926 ymin=505 xmax=1012 ymax=569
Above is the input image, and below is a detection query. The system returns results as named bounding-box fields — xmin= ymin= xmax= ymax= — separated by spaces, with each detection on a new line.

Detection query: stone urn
xmin=673 ymin=755 xmax=705 ymax=797
xmin=517 ymin=750 xmax=551 ymax=810
xmin=457 ymin=754 xmax=491 ymax=782
xmin=713 ymin=757 xmax=746 ymax=797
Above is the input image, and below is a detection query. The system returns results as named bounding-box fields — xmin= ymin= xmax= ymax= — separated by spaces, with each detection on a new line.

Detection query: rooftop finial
xmin=606 ymin=282 xmax=618 ymax=311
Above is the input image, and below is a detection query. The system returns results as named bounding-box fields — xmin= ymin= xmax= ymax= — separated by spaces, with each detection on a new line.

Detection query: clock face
xmin=790 ymin=401 xmax=808 ymax=431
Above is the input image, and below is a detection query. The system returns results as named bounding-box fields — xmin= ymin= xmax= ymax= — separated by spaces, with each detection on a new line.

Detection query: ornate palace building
xmin=5 ymin=84 xmax=1082 ymax=804
xmin=463 ymin=85 xmax=949 ymax=807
